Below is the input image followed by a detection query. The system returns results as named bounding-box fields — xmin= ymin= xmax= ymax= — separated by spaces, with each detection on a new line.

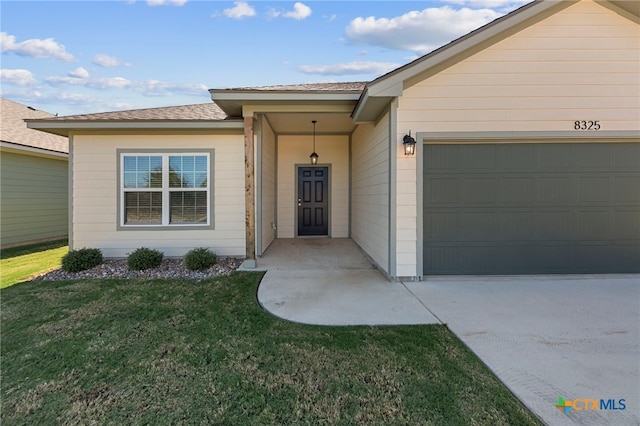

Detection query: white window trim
xmin=119 ymin=152 xmax=211 ymax=228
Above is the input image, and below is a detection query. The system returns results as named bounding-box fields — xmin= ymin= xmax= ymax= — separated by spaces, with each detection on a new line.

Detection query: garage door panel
xmin=459 ymin=211 xmax=499 ymax=241
xmin=576 ymin=144 xmax=615 ymax=169
xmin=423 ymin=143 xmax=640 ymax=275
xmin=461 ymin=178 xmax=497 ymax=204
xmin=615 ymin=176 xmax=640 ymax=203
xmin=578 ymin=176 xmax=611 ymax=203
xmin=538 ymin=176 xmax=572 ymax=203
xmin=426 ymin=178 xmax=458 ymax=203
xmin=499 ymin=211 xmax=536 ymax=240
xmin=424 ymin=211 xmax=459 ymax=241
xmin=501 ymin=177 xmax=536 ymax=204
xmin=613 ymin=210 xmax=640 ymax=240
xmin=461 ymin=145 xmax=496 ymax=170
xmin=498 ymin=144 xmax=537 ymax=170
xmin=577 ymin=210 xmax=611 ymax=240
xmin=538 ymin=145 xmax=572 ymax=170
xmin=614 ymin=144 xmax=640 ymax=169
xmin=537 ymin=210 xmax=576 ymax=240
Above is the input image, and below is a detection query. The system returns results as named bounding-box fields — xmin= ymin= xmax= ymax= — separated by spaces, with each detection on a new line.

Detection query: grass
xmin=0 ymin=240 xmax=68 ymax=289
xmin=1 ymin=273 xmax=543 ymax=425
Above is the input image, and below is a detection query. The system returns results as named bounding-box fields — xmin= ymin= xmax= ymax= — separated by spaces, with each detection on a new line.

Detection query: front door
xmin=297 ymin=167 xmax=329 ymax=236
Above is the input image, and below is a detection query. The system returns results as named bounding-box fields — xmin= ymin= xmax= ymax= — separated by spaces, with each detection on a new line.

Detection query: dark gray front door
xmin=298 ymin=167 xmax=329 ymax=236
xmin=423 ymin=143 xmax=640 ymax=275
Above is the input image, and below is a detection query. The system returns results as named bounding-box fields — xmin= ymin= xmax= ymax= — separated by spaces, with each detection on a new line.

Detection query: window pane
xmin=123 ymin=155 xmax=162 ymax=188
xmin=170 ymin=191 xmax=207 ymax=224
xmin=124 ymin=192 xmax=162 ymax=224
xmin=169 ymin=155 xmax=207 ymax=189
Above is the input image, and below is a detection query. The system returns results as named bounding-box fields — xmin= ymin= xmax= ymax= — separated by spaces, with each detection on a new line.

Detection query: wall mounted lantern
xmin=403 ymin=131 xmax=417 ymax=156
xmin=309 ymin=120 xmax=319 ymax=165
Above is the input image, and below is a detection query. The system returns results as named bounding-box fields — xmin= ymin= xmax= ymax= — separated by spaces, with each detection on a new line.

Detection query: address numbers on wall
xmin=574 ymin=120 xmax=601 ymax=130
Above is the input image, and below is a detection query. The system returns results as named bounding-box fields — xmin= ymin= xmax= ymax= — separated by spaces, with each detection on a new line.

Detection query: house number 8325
xmin=574 ymin=120 xmax=600 ymax=130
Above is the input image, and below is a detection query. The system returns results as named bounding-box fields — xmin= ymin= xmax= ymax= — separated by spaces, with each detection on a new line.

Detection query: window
xmin=120 ymin=153 xmax=210 ymax=227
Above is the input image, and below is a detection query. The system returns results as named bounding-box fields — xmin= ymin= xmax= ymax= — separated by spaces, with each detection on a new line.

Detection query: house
xmin=27 ymin=0 xmax=639 ymax=279
xmin=1 ymin=98 xmax=69 ymax=249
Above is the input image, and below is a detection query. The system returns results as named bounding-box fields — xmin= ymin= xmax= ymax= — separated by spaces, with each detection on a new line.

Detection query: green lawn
xmin=0 ymin=240 xmax=68 ymax=289
xmin=1 ymin=273 xmax=542 ymax=425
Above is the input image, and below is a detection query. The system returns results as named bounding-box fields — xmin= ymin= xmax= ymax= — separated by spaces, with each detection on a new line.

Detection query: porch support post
xmin=244 ymin=115 xmax=256 ymax=267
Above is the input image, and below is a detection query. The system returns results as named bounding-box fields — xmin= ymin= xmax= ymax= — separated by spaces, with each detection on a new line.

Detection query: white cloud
xmin=93 ymin=54 xmax=130 ymax=67
xmin=46 ymin=75 xmax=132 ymax=89
xmin=284 ymin=2 xmax=312 ymax=20
xmin=224 ymin=1 xmax=256 ymax=19
xmin=345 ymin=6 xmax=502 ymax=54
xmin=0 ymin=68 xmax=37 ymax=86
xmin=444 ymin=0 xmax=529 ymax=9
xmin=269 ymin=2 xmax=312 ymax=20
xmin=147 ymin=0 xmax=187 ymax=6
xmin=44 ymin=74 xmax=207 ymax=97
xmin=68 ymin=67 xmax=90 ymax=79
xmin=298 ymin=61 xmax=400 ymax=76
xmin=0 ymin=32 xmax=74 ymax=61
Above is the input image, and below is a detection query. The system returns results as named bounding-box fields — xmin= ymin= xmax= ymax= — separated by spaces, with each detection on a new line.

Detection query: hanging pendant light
xmin=309 ymin=120 xmax=319 ymax=165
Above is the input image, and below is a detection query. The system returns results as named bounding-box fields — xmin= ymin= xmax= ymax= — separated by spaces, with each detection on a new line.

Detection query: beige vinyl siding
xmin=400 ymin=0 xmax=640 ymax=133
xmin=1 ymin=151 xmax=68 ymax=248
xmin=351 ymin=116 xmax=390 ymax=273
xmin=72 ymin=133 xmax=244 ymax=258
xmin=260 ymin=116 xmax=276 ymax=254
xmin=277 ymin=135 xmax=349 ymax=238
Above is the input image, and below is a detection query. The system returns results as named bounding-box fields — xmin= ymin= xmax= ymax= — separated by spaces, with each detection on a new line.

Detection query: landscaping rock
xmin=34 ymin=257 xmax=242 ymax=281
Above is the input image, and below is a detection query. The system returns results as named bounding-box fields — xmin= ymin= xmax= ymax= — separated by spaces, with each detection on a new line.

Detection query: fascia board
xmin=26 ymin=120 xmax=244 ymax=137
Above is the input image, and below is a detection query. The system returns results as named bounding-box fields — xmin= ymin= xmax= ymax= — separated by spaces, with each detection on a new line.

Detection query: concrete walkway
xmin=256 ymin=238 xmax=439 ymax=325
xmin=255 ymin=239 xmax=640 ymax=426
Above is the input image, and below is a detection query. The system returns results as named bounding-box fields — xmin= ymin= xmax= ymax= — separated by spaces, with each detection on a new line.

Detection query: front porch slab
xmin=256 ymin=238 xmax=439 ymax=325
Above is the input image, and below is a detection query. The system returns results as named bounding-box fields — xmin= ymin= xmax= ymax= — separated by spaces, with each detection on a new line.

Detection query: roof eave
xmin=26 ymin=119 xmax=245 ymax=137
xmin=209 ymin=89 xmax=362 ymax=117
xmin=0 ymin=141 xmax=69 ymax=158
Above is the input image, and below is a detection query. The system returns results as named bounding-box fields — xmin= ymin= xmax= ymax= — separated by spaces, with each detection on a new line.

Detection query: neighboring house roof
xmin=1 ymin=98 xmax=68 ymax=155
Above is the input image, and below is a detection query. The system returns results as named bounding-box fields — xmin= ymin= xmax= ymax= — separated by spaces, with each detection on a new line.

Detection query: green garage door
xmin=423 ymin=143 xmax=640 ymax=275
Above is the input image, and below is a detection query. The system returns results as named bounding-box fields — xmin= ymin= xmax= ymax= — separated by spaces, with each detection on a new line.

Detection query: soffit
xmin=265 ymin=112 xmax=355 ymax=134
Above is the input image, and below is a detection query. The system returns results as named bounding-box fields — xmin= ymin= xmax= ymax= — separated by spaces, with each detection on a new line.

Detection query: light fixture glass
xmin=310 ymin=120 xmax=319 ymax=164
xmin=403 ymin=131 xmax=417 ymax=156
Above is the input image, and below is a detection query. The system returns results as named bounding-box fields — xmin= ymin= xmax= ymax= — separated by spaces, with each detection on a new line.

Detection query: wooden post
xmin=244 ymin=116 xmax=256 ymax=266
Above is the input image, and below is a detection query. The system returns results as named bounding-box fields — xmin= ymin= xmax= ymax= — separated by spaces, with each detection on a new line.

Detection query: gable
xmin=398 ymin=0 xmax=640 ymax=132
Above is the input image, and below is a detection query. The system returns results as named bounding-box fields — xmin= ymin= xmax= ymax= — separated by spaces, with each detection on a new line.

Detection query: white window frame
xmin=119 ymin=152 xmax=211 ymax=228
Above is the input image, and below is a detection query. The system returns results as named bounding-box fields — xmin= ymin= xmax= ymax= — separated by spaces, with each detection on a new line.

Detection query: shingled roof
xmin=1 ymin=98 xmax=68 ymax=154
xmin=45 ymin=102 xmax=228 ymax=122
xmin=219 ymin=82 xmax=367 ymax=92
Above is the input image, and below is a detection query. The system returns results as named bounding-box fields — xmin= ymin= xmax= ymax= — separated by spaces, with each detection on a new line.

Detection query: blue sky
xmin=1 ymin=0 xmax=528 ymax=116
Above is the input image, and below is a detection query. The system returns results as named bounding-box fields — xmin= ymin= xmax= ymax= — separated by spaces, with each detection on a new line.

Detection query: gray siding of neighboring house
xmin=1 ymin=151 xmax=68 ymax=248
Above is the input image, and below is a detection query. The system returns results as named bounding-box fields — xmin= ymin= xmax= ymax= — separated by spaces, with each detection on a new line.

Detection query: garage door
xmin=423 ymin=143 xmax=640 ymax=275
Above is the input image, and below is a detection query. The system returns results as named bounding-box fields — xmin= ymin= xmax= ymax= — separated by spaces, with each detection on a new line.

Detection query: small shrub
xmin=61 ymin=248 xmax=103 ymax=272
xmin=127 ymin=247 xmax=163 ymax=271
xmin=184 ymin=248 xmax=217 ymax=271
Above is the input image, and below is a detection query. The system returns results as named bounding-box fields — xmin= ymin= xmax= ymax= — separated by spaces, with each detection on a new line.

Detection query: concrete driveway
xmin=405 ymin=275 xmax=639 ymax=426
